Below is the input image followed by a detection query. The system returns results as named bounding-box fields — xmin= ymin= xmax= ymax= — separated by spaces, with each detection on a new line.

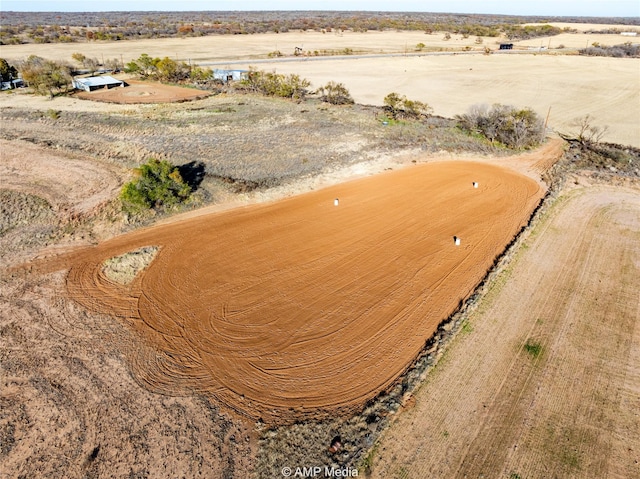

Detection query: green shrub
xmin=523 ymin=339 xmax=543 ymax=358
xmin=120 ymin=158 xmax=191 ymax=212
xmin=456 ymin=104 xmax=545 ymax=149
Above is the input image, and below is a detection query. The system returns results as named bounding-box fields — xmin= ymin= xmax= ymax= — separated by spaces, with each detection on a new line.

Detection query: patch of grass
xmin=460 ymin=321 xmax=473 ymax=334
xmin=46 ymin=108 xmax=60 ymax=120
xmin=360 ymin=442 xmax=379 ymax=476
xmin=394 ymin=466 xmax=410 ymax=479
xmin=102 ymin=246 xmax=159 ymax=285
xmin=0 ymin=190 xmax=55 ymax=236
xmin=523 ymin=339 xmax=543 ymax=358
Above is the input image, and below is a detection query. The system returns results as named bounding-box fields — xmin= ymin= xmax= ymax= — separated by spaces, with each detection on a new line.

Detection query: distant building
xmin=72 ymin=75 xmax=125 ymax=92
xmin=1 ymin=79 xmax=25 ymax=90
xmin=621 ymin=32 xmax=638 ymax=36
xmin=213 ymin=69 xmax=249 ymax=83
xmin=499 ymin=43 xmax=514 ymax=50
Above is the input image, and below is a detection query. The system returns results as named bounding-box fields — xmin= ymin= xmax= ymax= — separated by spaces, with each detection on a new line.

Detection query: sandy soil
xmin=28 ymin=159 xmax=543 ymax=425
xmin=0 ymin=138 xmax=122 ymax=215
xmin=370 ymin=182 xmax=640 ymax=479
xmin=74 ymin=80 xmax=212 ymax=104
xmin=1 ymin=272 xmax=254 ymax=479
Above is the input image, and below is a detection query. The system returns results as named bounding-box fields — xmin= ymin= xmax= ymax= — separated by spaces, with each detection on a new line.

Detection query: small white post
xmin=454 ymin=236 xmax=461 ymax=246
xmin=473 ymin=182 xmax=479 ymax=188
xmin=334 ymin=198 xmax=339 ymax=206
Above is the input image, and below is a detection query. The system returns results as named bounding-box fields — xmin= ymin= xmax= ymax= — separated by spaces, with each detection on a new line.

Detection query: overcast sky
xmin=2 ymin=0 xmax=639 ymax=17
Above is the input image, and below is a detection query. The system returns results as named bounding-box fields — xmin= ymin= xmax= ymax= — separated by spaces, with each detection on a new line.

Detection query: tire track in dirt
xmin=0 ymin=138 xmax=123 ymax=216
xmin=27 ymin=160 xmax=544 ymax=424
xmin=371 ymin=185 xmax=640 ymax=479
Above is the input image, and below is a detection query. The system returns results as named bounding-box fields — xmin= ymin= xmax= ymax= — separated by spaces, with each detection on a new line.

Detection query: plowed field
xmin=371 ymin=184 xmax=640 ymax=478
xmin=38 ymin=161 xmax=542 ymax=423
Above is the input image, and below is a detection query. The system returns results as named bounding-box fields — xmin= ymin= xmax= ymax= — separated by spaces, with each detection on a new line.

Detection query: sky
xmin=2 ymin=0 xmax=639 ymax=17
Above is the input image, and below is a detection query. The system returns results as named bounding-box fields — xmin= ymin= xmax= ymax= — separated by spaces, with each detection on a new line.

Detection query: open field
xmin=370 ymin=182 xmax=640 ymax=479
xmin=236 ymin=53 xmax=640 ymax=147
xmin=2 ymin=28 xmax=638 ymax=146
xmin=29 ymin=160 xmax=543 ymax=424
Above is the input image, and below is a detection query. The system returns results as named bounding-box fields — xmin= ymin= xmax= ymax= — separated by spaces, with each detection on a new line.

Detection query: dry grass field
xmin=1 ymin=22 xmax=639 ymax=479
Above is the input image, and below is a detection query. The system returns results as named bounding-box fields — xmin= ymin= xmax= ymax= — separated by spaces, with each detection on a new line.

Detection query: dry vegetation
xmin=0 ymin=91 xmax=512 ymax=198
xmin=101 ymin=246 xmax=159 ymax=285
xmin=4 ymin=10 xmax=631 ymax=45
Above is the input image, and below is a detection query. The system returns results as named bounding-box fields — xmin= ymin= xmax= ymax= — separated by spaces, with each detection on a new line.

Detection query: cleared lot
xmin=33 ymin=160 xmax=542 ymax=423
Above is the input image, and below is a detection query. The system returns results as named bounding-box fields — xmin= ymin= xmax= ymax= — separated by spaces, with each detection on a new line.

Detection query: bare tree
xmin=568 ymin=114 xmax=609 ymax=144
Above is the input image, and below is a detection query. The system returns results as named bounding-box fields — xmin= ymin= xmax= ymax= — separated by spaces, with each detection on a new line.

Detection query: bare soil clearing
xmin=371 ymin=183 xmax=640 ymax=479
xmin=75 ymin=80 xmax=212 ymax=104
xmin=0 ymin=138 xmax=122 ymax=215
xmin=0 ymin=272 xmax=254 ymax=479
xmin=31 ymin=160 xmax=543 ymax=424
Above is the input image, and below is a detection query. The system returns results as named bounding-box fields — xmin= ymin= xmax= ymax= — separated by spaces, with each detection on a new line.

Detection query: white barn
xmin=72 ymin=75 xmax=125 ymax=92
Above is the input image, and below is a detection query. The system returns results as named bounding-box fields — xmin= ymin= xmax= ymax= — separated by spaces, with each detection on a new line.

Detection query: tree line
xmin=0 ymin=10 xmax=584 ymax=45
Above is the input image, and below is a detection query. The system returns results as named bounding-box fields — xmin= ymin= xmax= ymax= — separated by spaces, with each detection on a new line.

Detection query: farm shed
xmin=72 ymin=75 xmax=125 ymax=92
xmin=499 ymin=43 xmax=514 ymax=50
xmin=213 ymin=69 xmax=249 ymax=83
xmin=1 ymin=79 xmax=24 ymax=90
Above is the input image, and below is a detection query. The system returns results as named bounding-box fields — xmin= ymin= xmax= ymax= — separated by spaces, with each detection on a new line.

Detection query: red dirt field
xmin=33 ymin=161 xmax=543 ymax=424
xmin=74 ymin=79 xmax=211 ymax=104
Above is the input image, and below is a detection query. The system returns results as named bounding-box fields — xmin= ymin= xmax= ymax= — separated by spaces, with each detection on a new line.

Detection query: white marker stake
xmin=334 ymin=198 xmax=339 ymax=206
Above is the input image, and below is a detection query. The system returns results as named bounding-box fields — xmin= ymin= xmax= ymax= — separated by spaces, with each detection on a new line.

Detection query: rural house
xmin=72 ymin=75 xmax=125 ymax=92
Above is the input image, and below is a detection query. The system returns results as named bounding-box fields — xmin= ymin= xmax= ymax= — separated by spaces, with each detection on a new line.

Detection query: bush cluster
xmin=456 ymin=104 xmax=545 ymax=149
xmin=579 ymin=42 xmax=640 ymax=58
xmin=18 ymin=55 xmax=72 ymax=97
xmin=125 ymin=54 xmax=202 ymax=83
xmin=383 ymin=92 xmax=432 ymax=120
xmin=240 ymin=68 xmax=311 ymax=100
xmin=316 ymin=81 xmax=354 ymax=105
xmin=120 ymin=158 xmax=191 ymax=213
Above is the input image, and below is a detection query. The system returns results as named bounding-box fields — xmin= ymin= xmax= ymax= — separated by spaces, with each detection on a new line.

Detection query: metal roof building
xmin=72 ymin=75 xmax=125 ymax=92
xmin=213 ymin=69 xmax=249 ymax=83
